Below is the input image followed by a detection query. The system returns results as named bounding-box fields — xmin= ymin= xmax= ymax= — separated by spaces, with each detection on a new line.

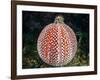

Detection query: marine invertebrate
xmin=37 ymin=15 xmax=77 ymax=66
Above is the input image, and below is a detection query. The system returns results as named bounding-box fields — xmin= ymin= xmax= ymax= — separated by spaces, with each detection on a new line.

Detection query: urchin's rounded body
xmin=37 ymin=16 xmax=77 ymax=66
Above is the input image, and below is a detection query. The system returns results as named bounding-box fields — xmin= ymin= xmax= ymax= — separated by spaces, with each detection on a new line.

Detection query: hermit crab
xmin=37 ymin=15 xmax=77 ymax=66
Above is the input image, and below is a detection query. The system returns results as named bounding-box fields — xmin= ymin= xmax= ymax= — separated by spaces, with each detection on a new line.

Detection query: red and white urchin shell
xmin=37 ymin=17 xmax=77 ymax=66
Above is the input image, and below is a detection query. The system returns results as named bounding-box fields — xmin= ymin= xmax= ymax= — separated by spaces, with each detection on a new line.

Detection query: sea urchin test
xmin=37 ymin=15 xmax=77 ymax=66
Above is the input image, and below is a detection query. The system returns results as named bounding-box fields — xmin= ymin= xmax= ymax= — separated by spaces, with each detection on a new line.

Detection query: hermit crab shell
xmin=37 ymin=16 xmax=77 ymax=66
